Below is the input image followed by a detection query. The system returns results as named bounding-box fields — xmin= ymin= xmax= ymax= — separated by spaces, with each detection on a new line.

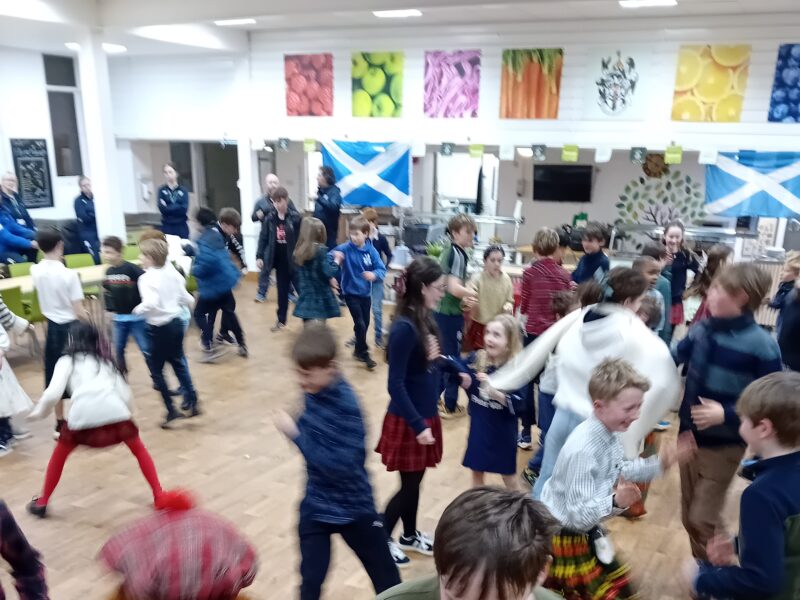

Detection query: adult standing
xmin=252 ymin=173 xmax=280 ymax=302
xmin=313 ymin=166 xmax=342 ymax=250
xmin=157 ymin=162 xmax=190 ymax=239
xmin=0 ymin=172 xmax=37 ymax=264
xmin=74 ymin=176 xmax=100 ymax=264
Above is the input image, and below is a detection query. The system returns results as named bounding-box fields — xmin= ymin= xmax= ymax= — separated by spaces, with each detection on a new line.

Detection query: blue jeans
xmin=532 ymin=406 xmax=585 ymax=500
xmin=113 ymin=317 xmax=149 ymax=374
xmin=371 ymin=280 xmax=384 ymax=343
xmin=257 ymin=265 xmax=270 ymax=297
xmin=527 ymin=391 xmax=555 ymax=473
xmin=147 ymin=318 xmax=197 ymax=416
xmin=434 ymin=312 xmax=464 ymax=411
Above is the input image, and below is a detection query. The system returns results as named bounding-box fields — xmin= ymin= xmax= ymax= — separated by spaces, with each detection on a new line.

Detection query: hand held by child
xmin=329 ymin=277 xmax=339 ymax=292
xmin=332 ymin=251 xmax=345 ymax=264
xmin=691 ymin=397 xmax=725 ymax=430
xmin=362 ymin=271 xmax=376 ymax=282
xmin=613 ymin=478 xmax=642 ymax=508
xmin=459 ymin=373 xmax=472 ymax=389
xmin=502 ymin=301 xmax=514 ymax=314
xmin=706 ymin=533 xmax=737 ymax=566
xmin=416 ymin=428 xmax=435 ymax=445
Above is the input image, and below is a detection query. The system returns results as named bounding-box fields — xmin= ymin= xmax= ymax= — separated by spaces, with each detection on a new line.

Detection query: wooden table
xmin=0 ymin=264 xmax=111 ymax=294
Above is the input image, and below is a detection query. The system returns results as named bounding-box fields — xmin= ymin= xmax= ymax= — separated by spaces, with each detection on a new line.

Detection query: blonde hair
xmin=714 ymin=263 xmax=771 ymax=313
xmin=447 ymin=213 xmax=477 ymax=236
xmin=588 ymin=358 xmax=651 ymax=402
xmin=738 ymin=371 xmax=800 ymax=447
xmin=138 ymin=238 xmax=168 ymax=267
xmin=362 ymin=207 xmax=379 ymax=223
xmin=785 ymin=250 xmax=800 ymax=273
xmin=138 ymin=229 xmax=167 ymax=243
xmin=532 ymin=227 xmax=559 ymax=257
xmin=294 ymin=217 xmax=327 ymax=265
xmin=474 ymin=314 xmax=523 ymax=371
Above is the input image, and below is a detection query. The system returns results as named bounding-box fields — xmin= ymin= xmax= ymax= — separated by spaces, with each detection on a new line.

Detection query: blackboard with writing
xmin=10 ymin=138 xmax=53 ymax=209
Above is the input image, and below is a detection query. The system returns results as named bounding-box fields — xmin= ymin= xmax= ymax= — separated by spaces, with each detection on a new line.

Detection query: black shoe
xmin=169 ymin=388 xmax=183 ymax=397
xmin=216 ymin=332 xmax=236 ymax=346
xmin=27 ymin=497 xmax=46 ymax=518
xmin=187 ymin=406 xmax=201 ymax=418
xmin=238 ymin=345 xmax=249 ymax=358
xmin=160 ymin=412 xmax=184 ymax=429
xmin=365 ymin=357 xmax=377 ymax=371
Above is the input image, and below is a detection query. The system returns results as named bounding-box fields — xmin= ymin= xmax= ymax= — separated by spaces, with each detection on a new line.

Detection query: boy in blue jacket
xmin=686 ymin=371 xmax=800 ymax=600
xmin=571 ymin=222 xmax=609 ymax=284
xmin=331 ymin=215 xmax=386 ymax=371
xmin=275 ymin=324 xmax=400 ymax=599
xmin=673 ymin=263 xmax=783 ymax=561
xmin=191 ymin=208 xmax=245 ymax=362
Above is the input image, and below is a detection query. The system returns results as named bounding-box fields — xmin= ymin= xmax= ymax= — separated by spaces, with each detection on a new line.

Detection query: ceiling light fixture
xmin=373 ymin=9 xmax=422 ymax=18
xmin=64 ymin=42 xmax=80 ymax=51
xmin=516 ymin=148 xmax=534 ymax=158
xmin=102 ymin=43 xmax=128 ymax=54
xmin=619 ymin=0 xmax=677 ymax=7
xmin=214 ymin=18 xmax=256 ymax=26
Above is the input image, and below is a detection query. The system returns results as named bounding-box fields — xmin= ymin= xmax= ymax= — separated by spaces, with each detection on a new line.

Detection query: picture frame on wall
xmin=10 ymin=138 xmax=53 ymax=209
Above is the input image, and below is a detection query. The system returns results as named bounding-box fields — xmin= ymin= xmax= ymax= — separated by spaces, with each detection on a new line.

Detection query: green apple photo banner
xmin=352 ymin=51 xmax=404 ymax=118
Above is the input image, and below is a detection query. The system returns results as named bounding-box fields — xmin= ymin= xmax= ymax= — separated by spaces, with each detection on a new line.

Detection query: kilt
xmin=60 ymin=420 xmax=139 ymax=448
xmin=375 ymin=413 xmax=443 ymax=472
xmin=670 ymin=302 xmax=685 ymax=326
xmin=462 ymin=320 xmax=486 ymax=351
xmin=545 ymin=529 xmax=639 ymax=600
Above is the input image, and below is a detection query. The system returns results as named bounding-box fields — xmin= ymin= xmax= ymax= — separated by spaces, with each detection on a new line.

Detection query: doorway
xmin=201 ymin=143 xmax=240 ymax=214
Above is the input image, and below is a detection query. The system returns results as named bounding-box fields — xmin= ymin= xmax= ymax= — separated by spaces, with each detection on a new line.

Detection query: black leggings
xmin=383 ymin=470 xmax=425 ymax=539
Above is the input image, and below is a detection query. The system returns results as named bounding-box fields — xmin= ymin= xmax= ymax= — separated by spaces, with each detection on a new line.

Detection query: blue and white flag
xmin=705 ymin=151 xmax=800 ymax=217
xmin=321 ymin=140 xmax=412 ymax=207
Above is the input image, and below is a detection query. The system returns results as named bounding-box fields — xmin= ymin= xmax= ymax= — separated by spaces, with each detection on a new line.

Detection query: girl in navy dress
xmin=157 ymin=162 xmax=190 ymax=239
xmin=376 ymin=256 xmax=470 ymax=568
xmin=461 ymin=313 xmax=525 ymax=489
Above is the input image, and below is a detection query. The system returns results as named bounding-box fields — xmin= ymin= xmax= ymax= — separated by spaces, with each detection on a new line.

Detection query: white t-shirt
xmin=30 ymin=259 xmax=84 ymax=324
xmin=133 ymin=263 xmax=194 ymax=326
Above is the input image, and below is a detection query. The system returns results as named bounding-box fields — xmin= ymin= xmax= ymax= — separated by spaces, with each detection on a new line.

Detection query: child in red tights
xmin=26 ymin=321 xmax=162 ymax=518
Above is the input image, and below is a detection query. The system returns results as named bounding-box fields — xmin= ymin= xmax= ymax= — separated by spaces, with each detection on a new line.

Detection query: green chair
xmin=8 ymin=262 xmax=32 ymax=277
xmin=65 ymin=253 xmax=95 ymax=269
xmin=123 ymin=245 xmax=140 ymax=261
xmin=13 ymin=287 xmax=44 ymax=356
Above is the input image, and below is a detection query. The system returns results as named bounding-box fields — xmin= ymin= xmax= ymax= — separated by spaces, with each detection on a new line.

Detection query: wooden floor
xmin=0 ymin=280 xmax=745 ymax=599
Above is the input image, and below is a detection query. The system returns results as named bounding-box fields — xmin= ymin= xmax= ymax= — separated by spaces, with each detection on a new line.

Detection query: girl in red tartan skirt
xmin=376 ymin=256 xmax=470 ymax=568
xmin=26 ymin=321 xmax=162 ymax=518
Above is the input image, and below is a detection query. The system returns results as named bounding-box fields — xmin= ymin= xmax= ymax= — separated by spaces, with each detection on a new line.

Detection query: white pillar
xmin=75 ymin=30 xmax=126 ymax=238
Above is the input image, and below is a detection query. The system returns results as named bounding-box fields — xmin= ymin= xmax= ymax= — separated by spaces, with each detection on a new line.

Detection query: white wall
xmin=0 ymin=47 xmax=83 ymax=220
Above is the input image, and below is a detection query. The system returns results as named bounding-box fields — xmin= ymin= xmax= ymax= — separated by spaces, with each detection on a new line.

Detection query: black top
xmin=103 ymin=261 xmax=144 ymax=314
xmin=779 ymin=290 xmax=800 ymax=371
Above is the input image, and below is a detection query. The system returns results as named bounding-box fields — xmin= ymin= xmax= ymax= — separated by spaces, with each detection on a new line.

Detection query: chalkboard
xmin=10 ymin=138 xmax=53 ymax=209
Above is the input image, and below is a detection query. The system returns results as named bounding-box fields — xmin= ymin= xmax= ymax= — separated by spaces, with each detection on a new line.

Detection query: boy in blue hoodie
xmin=331 ymin=215 xmax=386 ymax=371
xmin=275 ymin=324 xmax=400 ymax=599
xmin=686 ymin=371 xmax=800 ymax=599
xmin=571 ymin=222 xmax=609 ymax=284
xmin=191 ymin=208 xmax=245 ymax=362
xmin=673 ymin=263 xmax=782 ymax=561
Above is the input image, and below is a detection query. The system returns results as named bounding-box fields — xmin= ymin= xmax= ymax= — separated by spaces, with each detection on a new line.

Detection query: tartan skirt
xmin=60 ymin=420 xmax=139 ymax=448
xmin=669 ymin=302 xmax=685 ymax=326
xmin=375 ymin=413 xmax=443 ymax=472
xmin=544 ymin=529 xmax=639 ymax=600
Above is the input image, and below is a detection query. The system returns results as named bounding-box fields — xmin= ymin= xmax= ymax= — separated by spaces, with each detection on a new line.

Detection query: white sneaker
xmin=0 ymin=443 xmax=13 ymax=457
xmin=388 ymin=540 xmax=410 ymax=568
xmin=398 ymin=530 xmax=434 ymax=556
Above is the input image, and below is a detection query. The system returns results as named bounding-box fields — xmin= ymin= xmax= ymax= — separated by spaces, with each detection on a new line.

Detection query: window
xmin=43 ymin=54 xmax=84 ymax=176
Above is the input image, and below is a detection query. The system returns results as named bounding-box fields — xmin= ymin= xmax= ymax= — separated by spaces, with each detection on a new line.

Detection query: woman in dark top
xmin=157 ymin=162 xmax=190 ymax=239
xmin=778 ymin=286 xmax=800 ymax=371
xmin=313 ymin=166 xmax=342 ymax=249
xmin=376 ymin=256 xmax=462 ymax=568
xmin=662 ymin=220 xmax=700 ymax=332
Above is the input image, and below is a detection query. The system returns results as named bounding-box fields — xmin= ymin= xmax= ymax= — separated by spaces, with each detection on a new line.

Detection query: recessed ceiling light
xmin=102 ymin=43 xmax=127 ymax=54
xmin=373 ymin=9 xmax=422 ymax=18
xmin=619 ymin=0 xmax=677 ymax=7
xmin=516 ymin=147 xmax=534 ymax=158
xmin=64 ymin=42 xmax=80 ymax=51
xmin=214 ymin=18 xmax=256 ymax=26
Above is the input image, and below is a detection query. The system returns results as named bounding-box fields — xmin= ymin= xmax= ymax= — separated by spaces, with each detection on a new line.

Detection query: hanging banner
xmin=352 ymin=51 xmax=404 ymax=118
xmin=440 ymin=143 xmax=455 ymax=156
xmin=285 ymin=54 xmax=333 ymax=116
xmin=424 ymin=50 xmax=481 ymax=118
xmin=583 ymin=47 xmax=653 ymax=121
xmin=500 ymin=49 xmax=564 ymax=119
xmin=10 ymin=138 xmax=53 ymax=209
xmin=706 ymin=151 xmax=800 ymax=217
xmin=468 ymin=144 xmax=484 ymax=158
xmin=665 ymin=145 xmax=683 ymax=165
xmin=767 ymin=43 xmax=800 ymax=122
xmin=499 ymin=145 xmax=515 ymax=161
xmin=532 ymin=145 xmax=547 ymax=162
xmin=630 ymin=147 xmax=647 ymax=164
xmin=278 ymin=138 xmax=290 ymax=151
xmin=672 ymin=44 xmax=751 ymax=122
xmin=562 ymin=145 xmax=579 ymax=162
xmin=304 ymin=139 xmax=317 ymax=152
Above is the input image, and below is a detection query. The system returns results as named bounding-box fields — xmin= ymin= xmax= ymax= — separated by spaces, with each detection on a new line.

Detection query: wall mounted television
xmin=533 ymin=165 xmax=593 ymax=202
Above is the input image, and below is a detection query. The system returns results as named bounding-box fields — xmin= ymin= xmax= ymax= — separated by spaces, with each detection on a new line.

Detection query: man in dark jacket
xmin=313 ymin=166 xmax=342 ymax=250
xmin=191 ymin=208 xmax=246 ymax=361
xmin=74 ymin=176 xmax=100 ymax=264
xmin=0 ymin=172 xmax=37 ymax=263
xmin=252 ymin=173 xmax=280 ymax=301
xmin=256 ymin=187 xmax=301 ymax=331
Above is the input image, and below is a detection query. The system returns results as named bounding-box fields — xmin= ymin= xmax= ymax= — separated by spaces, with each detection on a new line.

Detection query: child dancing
xmin=26 ymin=322 xmax=162 ymax=518
xmin=293 ymin=217 xmax=341 ymax=325
xmin=464 ymin=245 xmax=514 ymax=351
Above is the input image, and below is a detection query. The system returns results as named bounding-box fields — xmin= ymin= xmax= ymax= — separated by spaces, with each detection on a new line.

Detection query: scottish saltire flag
xmin=705 ymin=151 xmax=800 ymax=217
xmin=321 ymin=140 xmax=412 ymax=207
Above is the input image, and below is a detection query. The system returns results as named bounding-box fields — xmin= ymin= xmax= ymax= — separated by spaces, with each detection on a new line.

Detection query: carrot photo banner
xmin=352 ymin=52 xmax=404 ymax=118
xmin=500 ymin=48 xmax=564 ymax=119
xmin=671 ymin=44 xmax=751 ymax=123
xmin=424 ymin=50 xmax=481 ymax=118
xmin=285 ymin=54 xmax=333 ymax=117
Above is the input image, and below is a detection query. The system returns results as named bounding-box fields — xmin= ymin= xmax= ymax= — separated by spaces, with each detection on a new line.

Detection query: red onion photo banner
xmin=424 ymin=50 xmax=481 ymax=118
